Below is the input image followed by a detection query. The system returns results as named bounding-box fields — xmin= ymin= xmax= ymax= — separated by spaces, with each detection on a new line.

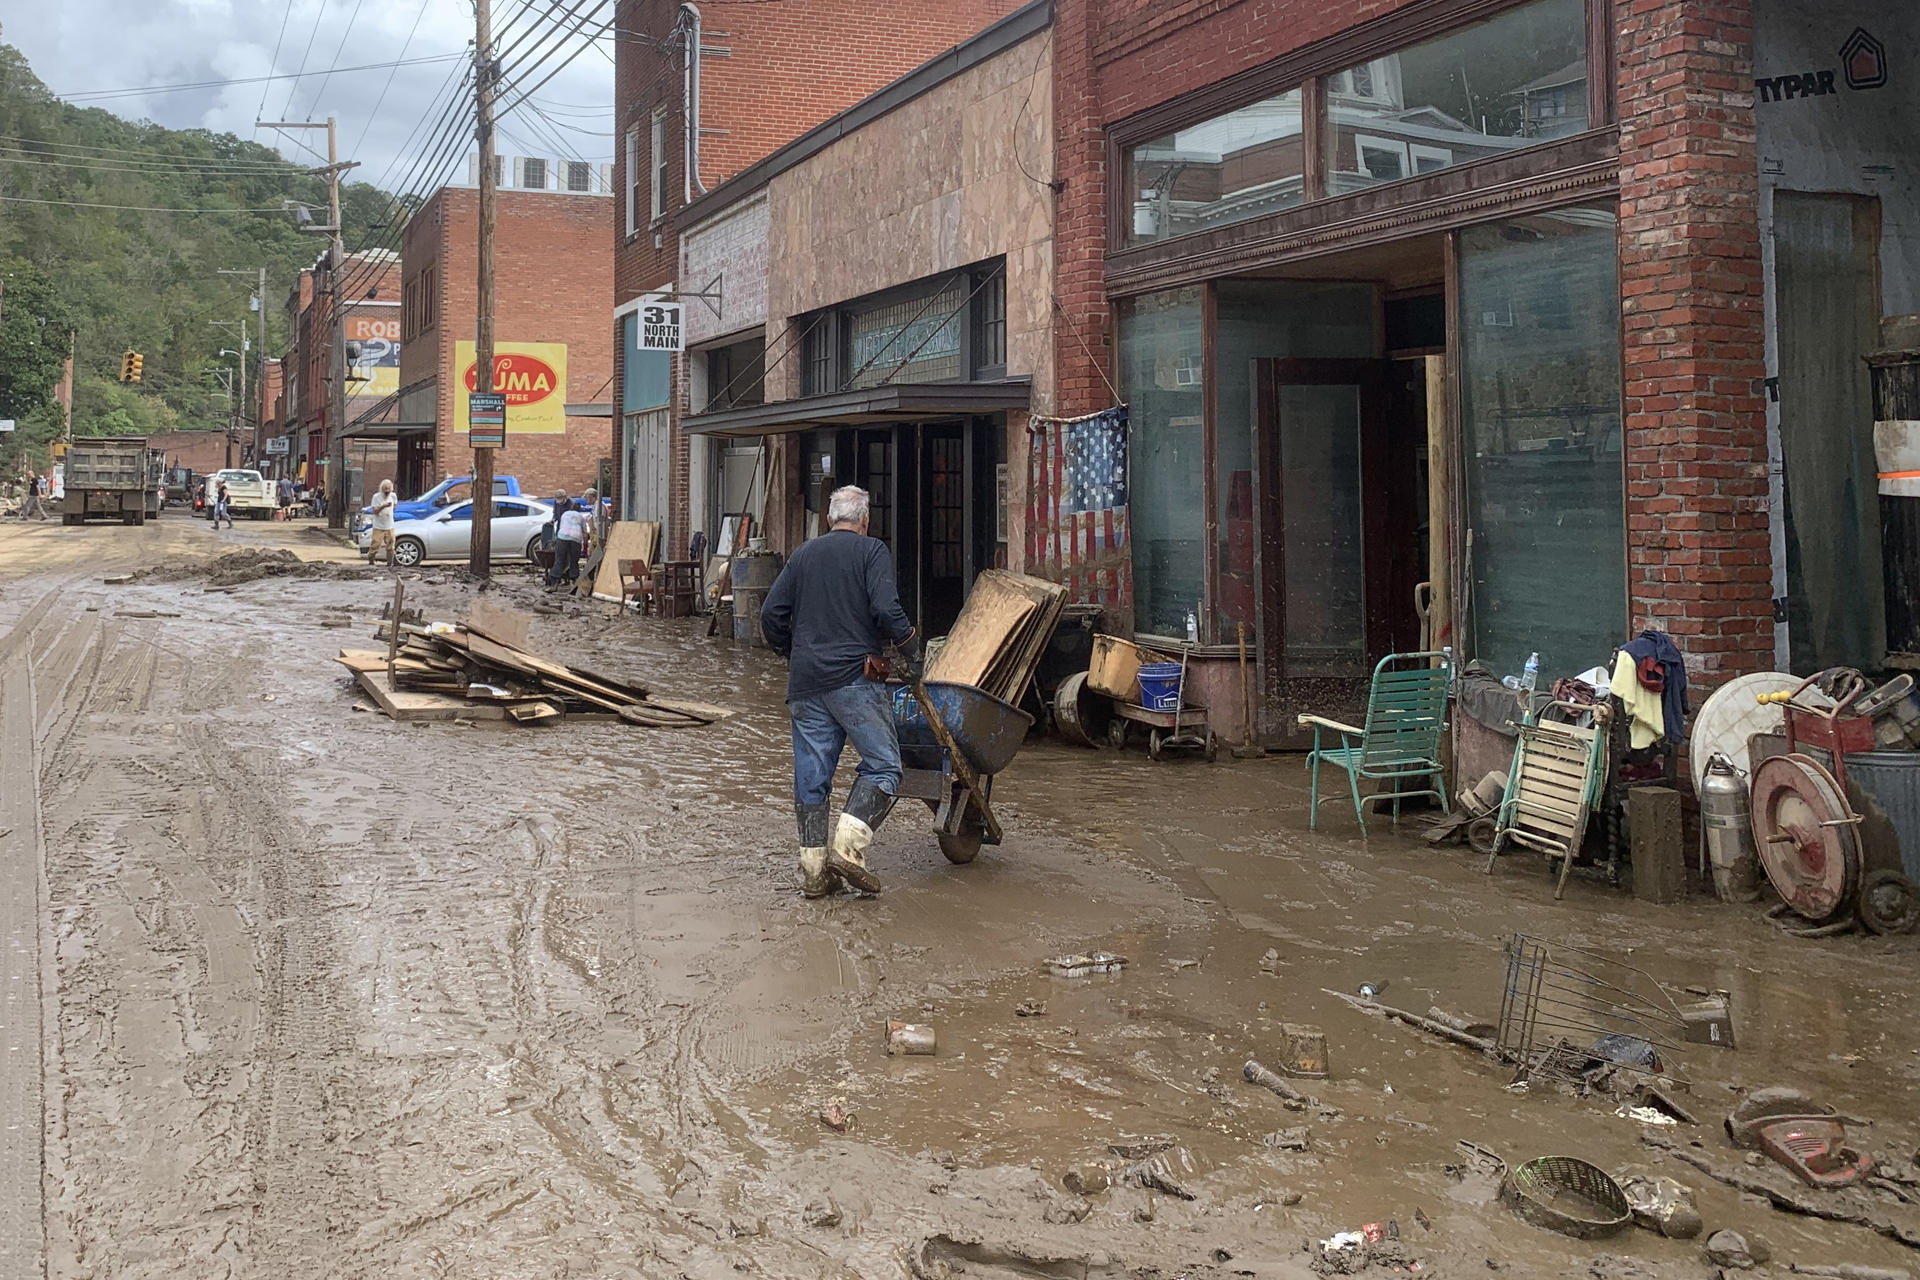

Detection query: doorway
xmin=1254 ymin=357 xmax=1422 ymax=728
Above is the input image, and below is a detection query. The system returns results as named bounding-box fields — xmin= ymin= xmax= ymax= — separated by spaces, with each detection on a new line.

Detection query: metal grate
xmin=1496 ymin=933 xmax=1690 ymax=1087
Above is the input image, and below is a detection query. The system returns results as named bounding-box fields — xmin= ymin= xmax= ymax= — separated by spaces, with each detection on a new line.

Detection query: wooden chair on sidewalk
xmin=617 ymin=558 xmax=656 ymax=614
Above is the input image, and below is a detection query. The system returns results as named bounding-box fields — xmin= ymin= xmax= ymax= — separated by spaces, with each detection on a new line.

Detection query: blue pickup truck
xmin=356 ymin=475 xmax=522 ymax=534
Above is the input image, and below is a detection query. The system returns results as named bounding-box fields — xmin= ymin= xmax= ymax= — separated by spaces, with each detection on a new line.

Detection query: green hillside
xmin=0 ymin=27 xmax=398 ymax=471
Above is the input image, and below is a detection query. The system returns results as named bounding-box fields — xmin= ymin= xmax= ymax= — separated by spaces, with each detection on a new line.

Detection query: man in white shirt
xmin=547 ymin=494 xmax=590 ymax=587
xmin=368 ymin=479 xmax=399 ymax=564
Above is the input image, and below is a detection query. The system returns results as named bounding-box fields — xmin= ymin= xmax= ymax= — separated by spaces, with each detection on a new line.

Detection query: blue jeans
xmin=790 ymin=680 xmax=901 ymax=808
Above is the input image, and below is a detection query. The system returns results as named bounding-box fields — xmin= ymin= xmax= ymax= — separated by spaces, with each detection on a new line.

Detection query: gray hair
xmin=827 ymin=484 xmax=870 ymax=528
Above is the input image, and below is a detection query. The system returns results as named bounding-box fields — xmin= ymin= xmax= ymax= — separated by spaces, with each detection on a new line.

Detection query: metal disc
xmin=1690 ymin=671 xmax=1798 ymax=793
xmin=1750 ymin=753 xmax=1861 ymax=923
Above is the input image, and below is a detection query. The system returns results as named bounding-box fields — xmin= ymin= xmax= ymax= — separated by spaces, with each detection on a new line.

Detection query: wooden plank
xmin=337 ymin=649 xmax=392 ymax=674
xmin=506 ymin=701 xmax=562 ymax=723
xmin=464 ymin=634 xmax=643 ymax=706
xmin=466 ymin=597 xmax=533 ymax=651
xmin=355 ymin=670 xmax=510 ymax=721
xmin=587 ymin=521 xmax=661 ymax=601
xmin=646 ymin=696 xmax=737 ymax=723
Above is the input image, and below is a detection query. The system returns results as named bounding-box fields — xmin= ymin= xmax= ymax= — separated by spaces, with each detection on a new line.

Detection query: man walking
xmin=547 ymin=491 xmax=589 ymax=588
xmin=761 ymin=484 xmax=915 ymax=898
xmin=367 ymin=479 xmax=399 ymax=565
xmin=212 ymin=479 xmax=234 ymax=530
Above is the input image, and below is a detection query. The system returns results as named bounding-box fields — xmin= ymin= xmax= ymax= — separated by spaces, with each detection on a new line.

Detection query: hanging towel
xmin=1610 ymin=651 xmax=1665 ymax=749
xmin=1619 ymin=629 xmax=1689 ymax=744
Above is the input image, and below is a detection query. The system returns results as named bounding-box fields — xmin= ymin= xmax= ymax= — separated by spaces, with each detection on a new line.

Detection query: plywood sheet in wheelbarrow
xmin=586 ymin=521 xmax=661 ymax=601
xmin=923 ymin=570 xmax=1067 ymax=702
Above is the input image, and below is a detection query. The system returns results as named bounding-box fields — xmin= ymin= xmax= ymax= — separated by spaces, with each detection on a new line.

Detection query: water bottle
xmin=1185 ymin=608 xmax=1199 ymax=645
xmin=1442 ymin=645 xmax=1455 ymax=694
xmin=1521 ymin=652 xmax=1540 ymax=693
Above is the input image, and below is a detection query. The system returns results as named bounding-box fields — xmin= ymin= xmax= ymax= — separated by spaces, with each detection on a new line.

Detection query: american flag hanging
xmin=1027 ymin=406 xmax=1131 ymax=608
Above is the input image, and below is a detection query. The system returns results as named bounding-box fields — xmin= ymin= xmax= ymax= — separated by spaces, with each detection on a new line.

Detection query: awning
xmin=341 ymin=420 xmax=435 ymax=440
xmin=683 ymin=378 xmax=1032 ymax=438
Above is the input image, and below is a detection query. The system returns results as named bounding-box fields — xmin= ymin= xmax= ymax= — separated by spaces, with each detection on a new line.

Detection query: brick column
xmin=1050 ymin=0 xmax=1109 ymax=422
xmin=1616 ymin=0 xmax=1771 ymax=680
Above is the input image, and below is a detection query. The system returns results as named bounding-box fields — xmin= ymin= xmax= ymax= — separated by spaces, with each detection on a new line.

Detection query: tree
xmin=0 ymin=258 xmax=75 ymax=420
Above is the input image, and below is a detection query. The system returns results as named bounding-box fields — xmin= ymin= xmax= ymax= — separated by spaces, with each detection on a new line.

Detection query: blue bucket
xmin=1137 ymin=661 xmax=1183 ymax=711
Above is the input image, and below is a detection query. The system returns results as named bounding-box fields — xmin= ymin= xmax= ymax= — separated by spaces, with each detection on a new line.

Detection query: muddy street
xmin=1 ymin=514 xmax=1917 ymax=1280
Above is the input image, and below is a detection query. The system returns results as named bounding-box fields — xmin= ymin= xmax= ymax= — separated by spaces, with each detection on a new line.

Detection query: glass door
xmin=1255 ymin=358 xmax=1394 ymax=725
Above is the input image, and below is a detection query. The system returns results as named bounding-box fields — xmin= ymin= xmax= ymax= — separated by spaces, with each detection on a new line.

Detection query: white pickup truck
xmin=204 ymin=468 xmax=276 ymax=521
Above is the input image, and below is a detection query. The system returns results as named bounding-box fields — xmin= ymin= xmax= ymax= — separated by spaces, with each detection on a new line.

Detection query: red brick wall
xmin=612 ymin=0 xmax=1029 ymax=557
xmin=148 ymin=430 xmax=228 ymax=478
xmin=413 ymin=187 xmax=615 ymax=498
xmin=1616 ymin=0 xmax=1770 ymax=679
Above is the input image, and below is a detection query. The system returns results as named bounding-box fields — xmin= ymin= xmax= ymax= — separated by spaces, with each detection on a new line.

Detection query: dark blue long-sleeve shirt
xmin=760 ymin=529 xmax=913 ymax=702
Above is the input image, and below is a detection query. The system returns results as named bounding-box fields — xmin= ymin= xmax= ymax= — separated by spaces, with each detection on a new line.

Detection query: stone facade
xmin=681 ymin=196 xmax=770 ymax=354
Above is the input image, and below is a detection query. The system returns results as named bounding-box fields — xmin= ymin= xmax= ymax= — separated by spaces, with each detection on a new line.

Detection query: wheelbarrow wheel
xmin=1148 ymin=729 xmax=1164 ymax=762
xmin=1107 ymin=717 xmax=1129 ymax=750
xmin=1203 ymin=733 xmax=1218 ymax=764
xmin=938 ymin=830 xmax=983 ymax=865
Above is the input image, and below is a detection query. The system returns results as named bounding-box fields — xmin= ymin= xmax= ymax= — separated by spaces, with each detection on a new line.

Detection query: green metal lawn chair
xmin=1298 ymin=651 xmax=1452 ymax=831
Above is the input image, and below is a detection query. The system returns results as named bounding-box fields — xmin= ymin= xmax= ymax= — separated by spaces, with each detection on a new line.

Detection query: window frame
xmin=649 ymin=110 xmax=668 ymax=223
xmin=624 ymin=124 xmax=640 ymax=238
xmin=1106 ymin=0 xmax=1613 ymax=252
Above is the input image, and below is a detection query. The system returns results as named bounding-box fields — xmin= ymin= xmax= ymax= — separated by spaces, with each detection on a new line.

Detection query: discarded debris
xmin=1705 ymin=1228 xmax=1772 ymax=1269
xmin=1045 ymin=952 xmax=1127 ymax=978
xmin=1281 ymin=1023 xmax=1330 ymax=1079
xmin=802 ymin=1199 xmax=841 ymax=1228
xmin=1617 ymin=1104 xmax=1679 ymax=1126
xmin=1323 ymin=987 xmax=1497 ymax=1054
xmin=1264 ymin=1127 xmax=1312 ymax=1152
xmin=1042 ymin=1196 xmax=1092 ymax=1225
xmin=1357 ymin=979 xmax=1388 ymax=999
xmin=1260 ymin=948 xmax=1281 ymax=972
xmin=1619 ymin=1171 xmax=1703 ymax=1238
xmin=1014 ymin=999 xmax=1046 ymax=1017
xmin=818 ymin=1097 xmax=854 ymax=1132
xmin=1243 ymin=1059 xmax=1341 ymax=1117
xmin=886 ymin=1021 xmax=936 ymax=1056
xmin=1123 ymin=1147 xmax=1198 ymax=1201
xmin=1310 ymin=1233 xmax=1423 ymax=1276
xmin=1787 ymin=1265 xmax=1915 ymax=1280
xmin=1061 ymin=1162 xmax=1110 ymax=1196
xmin=1642 ymin=1133 xmax=1920 ymax=1253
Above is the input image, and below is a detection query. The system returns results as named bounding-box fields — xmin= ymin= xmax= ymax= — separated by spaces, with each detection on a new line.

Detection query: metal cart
xmin=895 ymin=680 xmax=1034 ymax=865
xmin=1106 ymin=647 xmax=1215 ymax=761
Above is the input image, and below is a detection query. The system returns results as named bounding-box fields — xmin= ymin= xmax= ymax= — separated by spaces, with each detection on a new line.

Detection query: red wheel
xmin=1750 ymin=753 xmax=1860 ymax=923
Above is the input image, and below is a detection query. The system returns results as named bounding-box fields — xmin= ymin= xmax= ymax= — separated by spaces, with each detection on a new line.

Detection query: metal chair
xmin=1299 ymin=651 xmax=1452 ymax=831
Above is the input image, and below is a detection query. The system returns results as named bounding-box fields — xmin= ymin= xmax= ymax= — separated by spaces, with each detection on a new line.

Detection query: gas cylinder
xmin=1700 ymin=752 xmax=1760 ymax=902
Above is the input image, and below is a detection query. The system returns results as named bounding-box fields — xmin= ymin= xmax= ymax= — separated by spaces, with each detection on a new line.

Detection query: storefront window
xmin=1459 ymin=206 xmax=1623 ymax=678
xmin=1126 ymin=90 xmax=1305 ymax=246
xmin=1212 ymin=282 xmax=1377 ymax=638
xmin=1118 ymin=287 xmax=1206 ymax=637
xmin=1325 ymin=0 xmax=1588 ymax=196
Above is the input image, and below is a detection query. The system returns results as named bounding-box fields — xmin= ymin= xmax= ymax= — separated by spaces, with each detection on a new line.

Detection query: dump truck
xmin=62 ymin=436 xmax=162 ymax=526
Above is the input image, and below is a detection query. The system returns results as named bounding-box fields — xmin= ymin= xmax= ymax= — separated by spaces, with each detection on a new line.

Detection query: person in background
xmin=547 ymin=492 xmax=590 ymax=588
xmin=760 ymin=484 xmax=916 ymax=898
xmin=277 ymin=476 xmax=294 ymax=520
xmin=212 ymin=479 xmax=234 ymax=530
xmin=367 ymin=479 xmax=399 ymax=565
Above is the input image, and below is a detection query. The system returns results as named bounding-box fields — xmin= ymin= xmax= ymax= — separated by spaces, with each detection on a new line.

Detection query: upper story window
xmin=520 ymin=157 xmax=547 ymax=190
xmin=650 ymin=111 xmax=668 ymax=221
xmin=1326 ymin=0 xmax=1587 ymax=195
xmin=1120 ymin=0 xmax=1594 ymax=247
xmin=401 ymin=264 xmax=437 ymax=342
xmin=799 ymin=260 xmax=1008 ymax=397
xmin=566 ymin=160 xmax=593 ymax=192
xmin=705 ymin=336 xmax=766 ymax=410
xmin=624 ymin=125 xmax=640 ymax=237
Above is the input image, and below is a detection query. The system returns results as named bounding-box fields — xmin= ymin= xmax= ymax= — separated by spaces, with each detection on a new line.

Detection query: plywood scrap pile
xmin=923 ymin=570 xmax=1069 ymax=703
xmin=335 ymin=589 xmax=734 ymax=727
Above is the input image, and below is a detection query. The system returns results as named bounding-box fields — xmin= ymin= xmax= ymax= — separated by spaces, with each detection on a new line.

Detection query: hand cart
xmin=1105 ymin=646 xmax=1216 ymax=762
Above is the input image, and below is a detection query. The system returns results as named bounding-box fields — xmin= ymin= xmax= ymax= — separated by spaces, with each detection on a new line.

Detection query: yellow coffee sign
xmin=454 ymin=341 xmax=568 ymax=434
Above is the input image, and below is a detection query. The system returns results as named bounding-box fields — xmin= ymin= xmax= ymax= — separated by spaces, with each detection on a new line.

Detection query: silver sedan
xmin=358 ymin=499 xmax=556 ymax=566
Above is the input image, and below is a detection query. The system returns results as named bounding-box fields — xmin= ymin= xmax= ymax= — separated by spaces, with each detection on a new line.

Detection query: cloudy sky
xmin=4 ymin=0 xmax=616 ymax=193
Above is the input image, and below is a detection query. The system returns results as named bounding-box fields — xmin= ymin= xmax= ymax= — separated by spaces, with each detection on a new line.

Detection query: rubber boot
xmin=795 ymin=802 xmax=838 ymax=898
xmin=826 ymin=778 xmax=895 ymax=895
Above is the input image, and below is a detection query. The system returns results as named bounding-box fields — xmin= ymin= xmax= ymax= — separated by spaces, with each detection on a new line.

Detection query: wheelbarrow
xmin=894 ymin=680 xmax=1033 ymax=865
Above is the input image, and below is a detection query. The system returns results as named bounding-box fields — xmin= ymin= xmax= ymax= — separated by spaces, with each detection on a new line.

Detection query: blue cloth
xmin=1620 ymin=629 xmax=1688 ymax=745
xmin=761 ymin=528 xmax=913 ymax=702
xmin=789 ymin=679 xmax=901 ymax=807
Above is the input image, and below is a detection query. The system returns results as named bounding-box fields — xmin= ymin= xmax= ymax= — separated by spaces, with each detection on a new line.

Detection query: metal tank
xmin=1700 ymin=752 xmax=1761 ymax=902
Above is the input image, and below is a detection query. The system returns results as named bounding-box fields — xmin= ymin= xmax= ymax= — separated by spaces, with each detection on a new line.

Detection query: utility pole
xmin=259 ymin=116 xmax=356 ymax=527
xmin=470 ymin=0 xmax=499 ymax=577
xmin=220 ymin=267 xmax=268 ymax=470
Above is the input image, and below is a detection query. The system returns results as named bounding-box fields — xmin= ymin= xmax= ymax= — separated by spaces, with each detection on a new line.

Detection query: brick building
xmin=1038 ymin=0 xmax=1917 ymax=743
xmin=253 ymin=357 xmax=284 ymax=476
xmin=276 ymin=250 xmax=401 ymax=503
xmin=678 ymin=3 xmax=1055 ymax=636
xmin=147 ymin=430 xmax=229 ymax=480
xmin=611 ymin=0 xmax=1031 ymax=556
xmin=392 ymin=182 xmax=614 ymax=501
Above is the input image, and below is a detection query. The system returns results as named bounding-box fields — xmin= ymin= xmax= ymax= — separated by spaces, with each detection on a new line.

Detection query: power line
xmin=0 ymin=151 xmax=309 ymax=178
xmin=257 ymin=0 xmax=299 ymax=121
xmin=0 ymin=194 xmax=295 ymax=213
xmin=280 ymin=0 xmax=332 ymax=118
xmin=55 ymin=53 xmax=467 ymax=103
xmin=0 ymin=134 xmax=304 ymax=167
xmin=351 ymin=0 xmax=435 ymax=156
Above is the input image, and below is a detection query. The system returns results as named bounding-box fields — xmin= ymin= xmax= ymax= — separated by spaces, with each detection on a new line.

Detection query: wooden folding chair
xmin=617 ymin=558 xmax=656 ymax=614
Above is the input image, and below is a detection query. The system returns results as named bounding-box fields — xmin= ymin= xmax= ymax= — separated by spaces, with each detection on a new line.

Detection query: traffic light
xmin=119 ymin=351 xmax=135 ymax=382
xmin=128 ymin=351 xmax=143 ymax=383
